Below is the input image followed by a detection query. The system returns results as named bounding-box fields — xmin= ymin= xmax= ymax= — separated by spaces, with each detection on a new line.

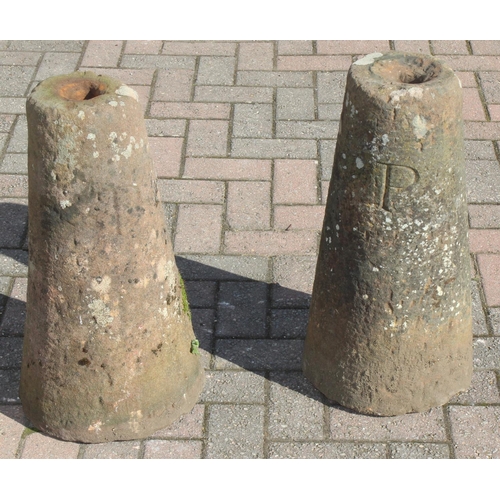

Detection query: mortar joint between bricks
xmin=116 ymin=40 xmax=126 ymax=70
xmin=144 ymin=68 xmax=159 ymax=119
xmin=466 ymin=41 xmax=474 ymax=55
xmin=474 ymin=72 xmax=492 ymax=122
xmin=442 ymin=405 xmax=457 ymax=459
xmin=75 ymin=41 xmax=90 ymax=73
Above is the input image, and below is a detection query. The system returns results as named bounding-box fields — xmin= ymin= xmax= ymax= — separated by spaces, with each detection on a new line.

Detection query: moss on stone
xmin=179 ymin=275 xmax=191 ymax=320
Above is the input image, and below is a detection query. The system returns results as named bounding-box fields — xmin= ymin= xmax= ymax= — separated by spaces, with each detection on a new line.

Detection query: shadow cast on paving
xmin=0 ymin=246 xmax=341 ymax=430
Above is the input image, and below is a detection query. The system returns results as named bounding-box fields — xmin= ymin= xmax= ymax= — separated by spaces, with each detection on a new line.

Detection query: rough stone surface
xmin=303 ymin=52 xmax=472 ymax=416
xmin=20 ymin=71 xmax=204 ymax=443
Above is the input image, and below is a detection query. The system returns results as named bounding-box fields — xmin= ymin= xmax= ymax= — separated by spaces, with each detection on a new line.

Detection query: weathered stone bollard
xmin=303 ymin=52 xmax=472 ymax=416
xmin=20 ymin=71 xmax=204 ymax=442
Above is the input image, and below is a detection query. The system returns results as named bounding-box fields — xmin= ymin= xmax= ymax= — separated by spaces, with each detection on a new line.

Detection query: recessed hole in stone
xmin=58 ymin=79 xmax=107 ymax=101
xmin=371 ymin=55 xmax=441 ymax=85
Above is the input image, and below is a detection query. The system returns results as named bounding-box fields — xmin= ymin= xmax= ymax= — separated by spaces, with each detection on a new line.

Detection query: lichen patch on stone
xmin=115 ymin=85 xmax=139 ymax=102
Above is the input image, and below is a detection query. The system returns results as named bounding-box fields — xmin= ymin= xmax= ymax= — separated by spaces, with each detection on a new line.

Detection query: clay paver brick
xmin=488 ymin=308 xmax=500 ymax=335
xmin=206 ymin=404 xmax=264 ymax=458
xmin=124 ymin=40 xmax=162 ymax=54
xmin=432 ymin=40 xmax=469 ymax=55
xmin=157 ymin=179 xmax=225 ymax=204
xmin=274 ymin=159 xmax=318 ymax=204
xmin=0 ymin=66 xmax=36 ymax=97
xmin=184 ymin=281 xmax=217 ymax=308
xmin=177 ymin=255 xmax=269 ymax=282
xmin=470 ymin=40 xmax=500 ymax=55
xmin=79 ymin=67 xmax=154 ymax=85
xmin=465 ymin=140 xmax=496 ymax=159
xmin=0 ymin=250 xmax=28 ymax=277
xmin=238 ymin=42 xmax=274 ymax=70
xmin=456 ymin=71 xmax=477 ymax=87
xmin=214 ymin=339 xmax=303 ymax=370
xmin=0 ymin=114 xmax=15 ymax=132
xmin=472 ymin=280 xmax=489 ymax=336
xmin=268 ymin=372 xmax=325 ymax=440
xmin=36 ymin=52 xmax=80 ymax=81
xmin=197 ymin=57 xmax=235 ymax=85
xmin=463 ymin=87 xmax=487 ymax=120
xmin=216 ymin=281 xmax=268 ymax=338
xmin=227 ymin=181 xmax=271 ymax=230
xmin=174 ymin=204 xmax=223 ymax=254
xmin=270 ymin=309 xmax=309 ymax=339
xmin=8 ymin=41 xmax=85 ymax=51
xmin=273 ymin=254 xmax=316 ymax=295
xmin=186 ymin=120 xmax=228 ymax=157
xmin=1 ymin=154 xmax=27 ymax=174
xmin=465 ymin=121 xmax=500 ymax=140
xmin=82 ymin=441 xmax=141 ymax=459
xmin=152 ymin=404 xmax=205 ymax=438
xmin=21 ymin=431 xmax=80 ymax=458
xmin=7 ymin=115 xmax=27 ymax=153
xmin=393 ymin=40 xmax=431 ymax=53
xmin=321 ymin=180 xmax=329 ymax=204
xmin=144 ymin=440 xmax=203 ymax=459
xmin=478 ymin=72 xmax=500 ymax=103
xmin=277 ymin=41 xmax=313 ymax=55
xmin=148 ymin=137 xmax=183 ymax=178
xmin=191 ymin=309 xmax=215 ymax=370
xmin=320 ymin=139 xmax=336 ymax=179
xmin=145 ymin=118 xmax=186 ymax=138
xmin=233 ymin=103 xmax=273 ymax=137
xmin=200 ymin=370 xmax=266 ymax=404
xmin=231 ymin=138 xmax=318 ymax=159
xmin=449 ymin=406 xmax=500 ymax=458
xmin=0 ymin=369 xmax=20 ymax=403
xmin=0 ymin=337 xmax=23 ymax=367
xmin=269 ymin=442 xmax=387 ymax=459
xmin=277 ymin=55 xmax=352 ymax=71
xmin=162 ymin=41 xmax=236 ymax=56
xmin=469 ymin=205 xmax=500 ymax=228
xmin=0 ymin=198 xmax=27 ymax=247
xmin=0 ymin=174 xmax=27 ymax=199
xmin=277 ymin=88 xmax=315 ymax=120
xmin=389 ymin=443 xmax=450 ymax=459
xmin=488 ymin=104 xmax=500 ymax=121
xmin=443 ymin=55 xmax=500 ymax=71
xmin=81 ymin=41 xmax=123 ymax=67
xmin=183 ymin=158 xmax=271 ymax=180
xmin=224 ymin=230 xmax=318 ymax=256
xmin=237 ymin=71 xmax=313 ymax=87
xmin=153 ymin=69 xmax=194 ymax=101
xmin=273 ymin=205 xmax=325 ymax=231
xmin=469 ymin=229 xmax=500 ymax=253
xmin=317 ymin=72 xmax=348 ymax=103
xmin=0 ymin=98 xmax=25 ymax=114
xmin=473 ymin=337 xmax=500 ymax=369
xmin=465 ymin=161 xmax=500 ymax=203
xmin=0 ymin=406 xmax=28 ymax=458
xmin=450 ymin=370 xmax=500 ymax=404
xmin=276 ymin=120 xmax=339 ymax=139
xmin=320 ymin=40 xmax=391 ymax=54
xmin=194 ymin=86 xmax=273 ymax=103
xmin=0 ymin=51 xmax=42 ymax=66
xmin=120 ymin=54 xmax=195 ymax=70
xmin=330 ymin=406 xmax=446 ymax=441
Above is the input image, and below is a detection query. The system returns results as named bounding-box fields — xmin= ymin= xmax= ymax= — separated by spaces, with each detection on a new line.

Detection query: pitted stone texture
xmin=304 ymin=52 xmax=472 ymax=416
xmin=20 ymin=71 xmax=204 ymax=443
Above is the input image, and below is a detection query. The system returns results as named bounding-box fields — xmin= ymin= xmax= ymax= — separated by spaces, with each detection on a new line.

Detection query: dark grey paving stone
xmin=216 ymin=282 xmax=267 ymax=338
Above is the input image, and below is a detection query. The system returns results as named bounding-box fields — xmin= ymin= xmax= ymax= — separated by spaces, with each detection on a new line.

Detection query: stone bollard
xmin=303 ymin=52 xmax=472 ymax=416
xmin=20 ymin=71 xmax=204 ymax=442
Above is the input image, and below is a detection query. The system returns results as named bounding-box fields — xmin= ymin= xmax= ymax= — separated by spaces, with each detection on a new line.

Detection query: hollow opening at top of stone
xmin=58 ymin=79 xmax=107 ymax=101
xmin=371 ymin=55 xmax=441 ymax=85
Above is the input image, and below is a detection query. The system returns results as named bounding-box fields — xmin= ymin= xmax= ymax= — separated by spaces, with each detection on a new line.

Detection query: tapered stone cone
xmin=303 ymin=52 xmax=472 ymax=416
xmin=20 ymin=71 xmax=204 ymax=442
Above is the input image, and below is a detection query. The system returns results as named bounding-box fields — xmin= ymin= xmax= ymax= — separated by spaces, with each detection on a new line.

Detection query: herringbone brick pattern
xmin=1 ymin=40 xmax=500 ymax=459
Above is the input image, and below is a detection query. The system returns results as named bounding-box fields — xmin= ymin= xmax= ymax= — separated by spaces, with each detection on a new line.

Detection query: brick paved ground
xmin=1 ymin=40 xmax=500 ymax=459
